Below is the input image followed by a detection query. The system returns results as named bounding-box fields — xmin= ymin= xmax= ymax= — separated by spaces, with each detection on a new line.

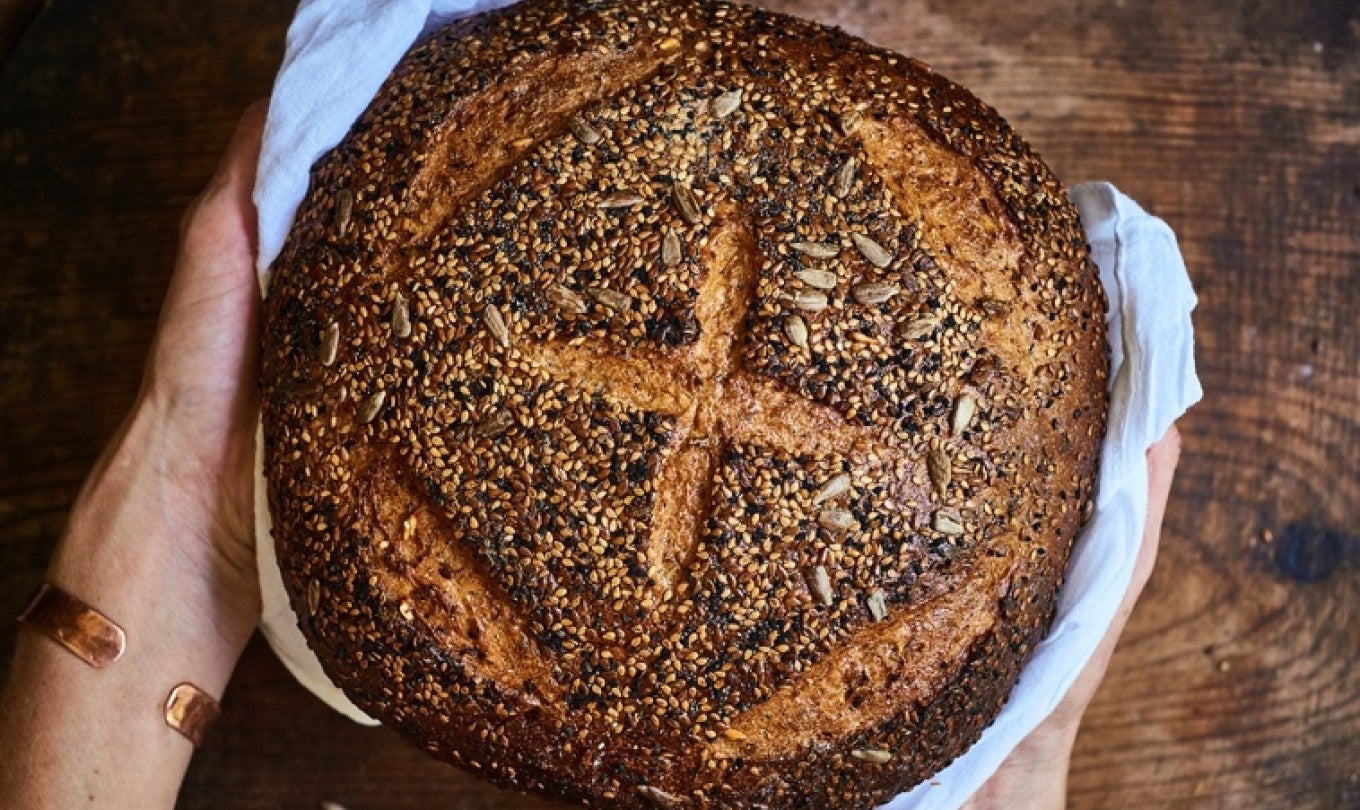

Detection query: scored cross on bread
xmin=521 ymin=215 xmax=885 ymax=598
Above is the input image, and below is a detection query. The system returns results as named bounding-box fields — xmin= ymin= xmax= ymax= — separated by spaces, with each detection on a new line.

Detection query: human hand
xmin=0 ymin=102 xmax=266 ymax=808
xmin=962 ymin=425 xmax=1182 ymax=810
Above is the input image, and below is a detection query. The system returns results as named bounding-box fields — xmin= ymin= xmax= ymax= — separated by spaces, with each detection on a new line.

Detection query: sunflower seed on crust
xmin=672 ymin=181 xmax=702 ymax=225
xmin=547 ymin=283 xmax=588 ymax=315
xmin=358 ymin=390 xmax=386 ymax=425
xmin=568 ymin=115 xmax=602 ymax=145
xmin=834 ymin=157 xmax=858 ymax=198
xmin=812 ymin=473 xmax=851 ymax=505
xmin=933 ymin=510 xmax=965 ymax=535
xmin=818 ymin=508 xmax=858 ymax=533
xmin=589 ymin=287 xmax=632 ymax=311
xmin=390 ymin=292 xmax=412 ymax=338
xmin=788 ymin=291 xmax=828 ymax=312
xmin=808 ymin=565 xmax=834 ymax=606
xmin=928 ymin=447 xmax=952 ymax=497
xmin=637 ymin=785 xmax=681 ymax=807
xmin=839 ymin=109 xmax=864 ymax=136
xmin=662 ymin=229 xmax=682 ymax=267
xmin=795 ymin=269 xmax=838 ymax=290
xmin=599 ymin=191 xmax=645 ymax=209
xmin=333 ymin=189 xmax=353 ymax=235
xmin=866 ymin=589 xmax=888 ymax=621
xmin=901 ymin=315 xmax=938 ymax=341
xmin=952 ymin=394 xmax=977 ymax=436
xmin=783 ymin=314 xmax=809 ymax=349
xmin=473 ymin=410 xmax=515 ymax=438
xmin=853 ymin=281 xmax=900 ymax=305
xmin=319 ymin=322 xmax=340 ymax=367
xmin=483 ymin=305 xmax=510 ymax=347
xmin=792 ymin=241 xmax=841 ymax=259
xmin=851 ymin=233 xmax=893 ymax=268
xmin=711 ymin=88 xmax=743 ymax=118
xmin=850 ymin=748 xmax=893 ymax=764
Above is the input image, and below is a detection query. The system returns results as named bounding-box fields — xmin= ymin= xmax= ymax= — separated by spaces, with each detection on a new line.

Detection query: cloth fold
xmin=251 ymin=2 xmax=1202 ymax=805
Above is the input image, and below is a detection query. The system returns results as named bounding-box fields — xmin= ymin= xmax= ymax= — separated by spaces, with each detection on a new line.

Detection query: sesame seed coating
xmin=260 ymin=1 xmax=1108 ymax=807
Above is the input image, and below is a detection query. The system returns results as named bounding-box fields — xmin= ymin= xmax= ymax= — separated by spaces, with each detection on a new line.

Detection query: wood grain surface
xmin=1 ymin=1 xmax=1356 ymax=808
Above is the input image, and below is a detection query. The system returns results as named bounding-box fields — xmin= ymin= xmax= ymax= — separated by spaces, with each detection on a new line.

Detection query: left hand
xmin=0 ymin=102 xmax=268 ymax=809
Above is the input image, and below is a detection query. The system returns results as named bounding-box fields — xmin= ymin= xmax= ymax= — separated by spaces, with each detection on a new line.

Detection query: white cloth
xmin=251 ymin=1 xmax=1203 ymax=802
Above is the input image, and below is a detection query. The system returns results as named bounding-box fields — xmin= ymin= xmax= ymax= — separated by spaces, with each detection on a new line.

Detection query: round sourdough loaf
xmin=262 ymin=0 xmax=1109 ymax=806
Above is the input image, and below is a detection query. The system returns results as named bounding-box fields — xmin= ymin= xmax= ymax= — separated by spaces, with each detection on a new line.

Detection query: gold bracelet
xmin=17 ymin=583 xmax=126 ymax=668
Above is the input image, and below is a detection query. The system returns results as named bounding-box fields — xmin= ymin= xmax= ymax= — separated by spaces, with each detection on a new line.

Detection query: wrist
xmin=52 ymin=392 xmax=259 ymax=666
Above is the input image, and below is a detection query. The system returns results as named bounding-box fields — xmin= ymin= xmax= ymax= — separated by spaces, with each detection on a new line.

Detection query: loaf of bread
xmin=261 ymin=0 xmax=1109 ymax=806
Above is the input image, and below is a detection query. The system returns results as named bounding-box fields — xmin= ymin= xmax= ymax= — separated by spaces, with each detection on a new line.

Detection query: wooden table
xmin=2 ymin=1 xmax=1356 ymax=807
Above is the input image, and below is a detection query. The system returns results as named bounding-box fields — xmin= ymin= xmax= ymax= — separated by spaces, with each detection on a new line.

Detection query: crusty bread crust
xmin=261 ymin=1 xmax=1109 ymax=806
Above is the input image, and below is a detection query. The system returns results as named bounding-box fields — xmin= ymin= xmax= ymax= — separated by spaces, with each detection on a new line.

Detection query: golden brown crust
xmin=261 ymin=1 xmax=1109 ymax=806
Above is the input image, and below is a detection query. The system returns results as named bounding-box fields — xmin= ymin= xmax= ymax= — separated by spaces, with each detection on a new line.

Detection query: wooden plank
xmin=0 ymin=1 xmax=1355 ymax=807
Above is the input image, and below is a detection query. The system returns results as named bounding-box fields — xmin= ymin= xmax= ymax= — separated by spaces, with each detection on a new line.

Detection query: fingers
xmin=179 ymin=101 xmax=268 ymax=260
xmin=1128 ymin=424 xmax=1181 ymax=598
